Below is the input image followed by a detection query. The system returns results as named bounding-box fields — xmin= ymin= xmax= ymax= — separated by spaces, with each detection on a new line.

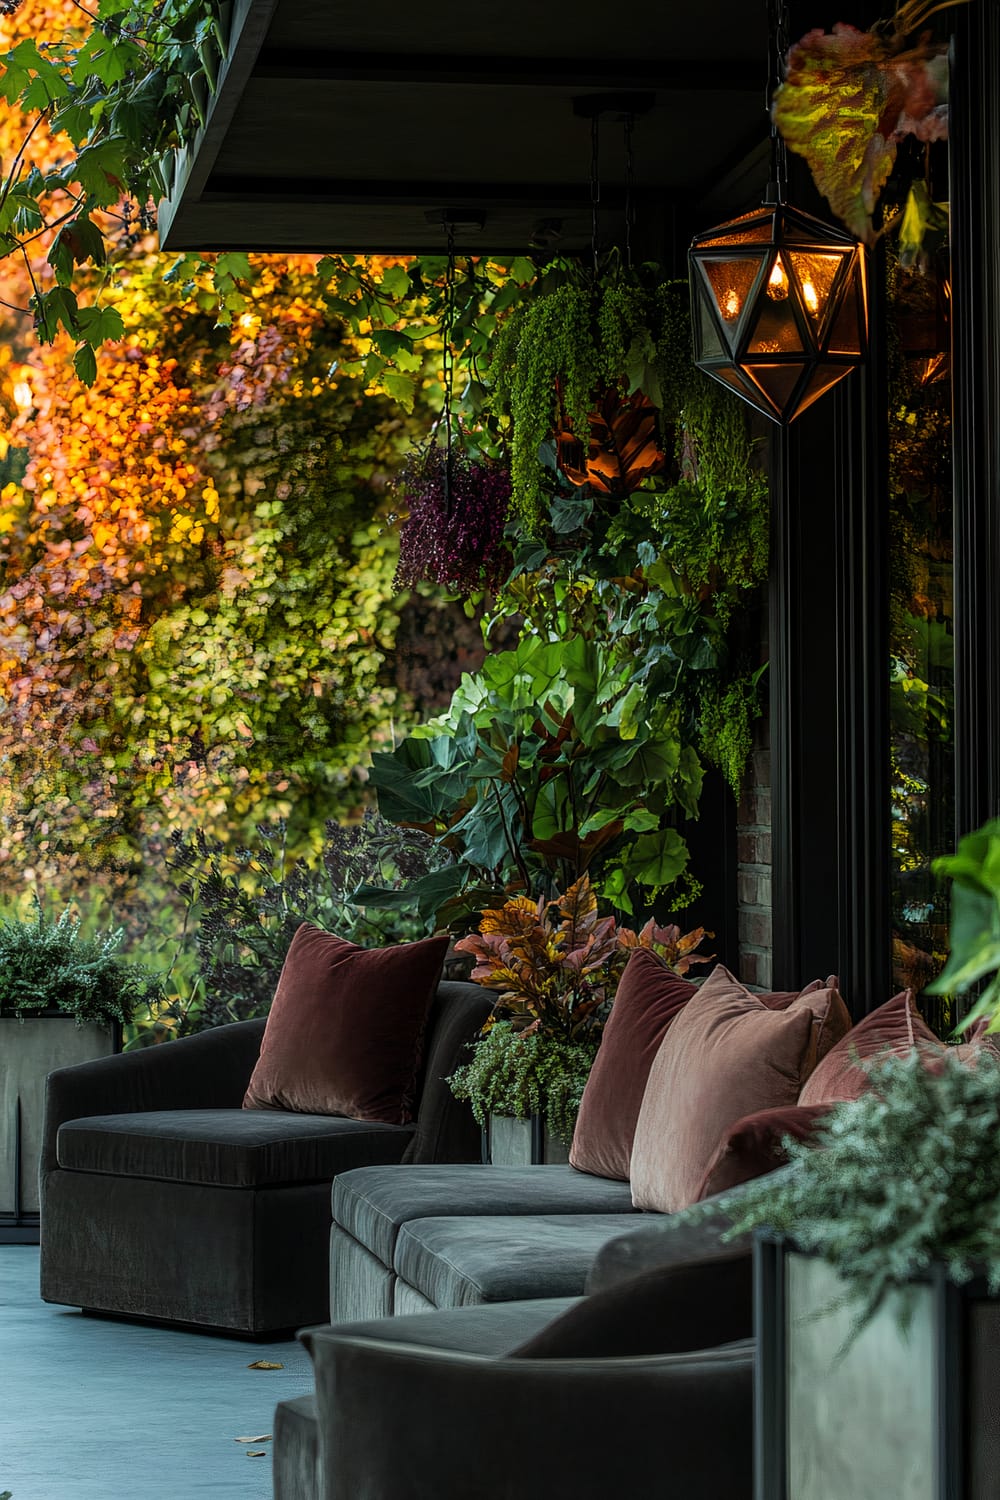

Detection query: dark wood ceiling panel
xmin=159 ymin=0 xmax=771 ymax=254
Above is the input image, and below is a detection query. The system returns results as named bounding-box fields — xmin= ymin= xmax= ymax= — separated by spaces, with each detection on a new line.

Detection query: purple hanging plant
xmin=393 ymin=445 xmax=513 ymax=594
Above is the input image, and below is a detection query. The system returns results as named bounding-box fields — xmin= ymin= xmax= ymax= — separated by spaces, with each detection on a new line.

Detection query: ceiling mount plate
xmin=572 ymin=92 xmax=656 ymax=120
xmin=423 ymin=209 xmax=487 ymax=231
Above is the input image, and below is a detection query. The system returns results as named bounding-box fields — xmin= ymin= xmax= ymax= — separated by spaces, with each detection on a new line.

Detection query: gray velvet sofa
xmin=329 ymin=1162 xmax=640 ymax=1319
xmin=39 ymin=980 xmax=492 ymax=1335
xmin=276 ymin=1209 xmax=756 ymax=1500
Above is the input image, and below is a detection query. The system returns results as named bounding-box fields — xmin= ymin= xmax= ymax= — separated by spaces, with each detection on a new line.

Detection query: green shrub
xmin=448 ymin=1021 xmax=599 ymax=1144
xmin=0 ymin=898 xmax=162 ymax=1027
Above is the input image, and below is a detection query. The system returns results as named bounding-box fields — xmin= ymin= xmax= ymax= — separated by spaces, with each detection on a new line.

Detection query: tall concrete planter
xmin=756 ymin=1233 xmax=1000 ymax=1500
xmin=483 ymin=1114 xmax=570 ymax=1166
xmin=0 ymin=1014 xmax=117 ymax=1241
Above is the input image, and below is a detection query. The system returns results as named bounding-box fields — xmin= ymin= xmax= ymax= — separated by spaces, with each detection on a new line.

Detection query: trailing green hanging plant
xmin=488 ymin=258 xmax=691 ymax=529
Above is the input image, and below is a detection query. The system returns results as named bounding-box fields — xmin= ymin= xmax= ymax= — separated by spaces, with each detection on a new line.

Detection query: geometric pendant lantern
xmin=689 ymin=198 xmax=869 ymax=424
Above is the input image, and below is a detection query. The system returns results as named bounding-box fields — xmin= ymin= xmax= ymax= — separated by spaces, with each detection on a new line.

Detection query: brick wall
xmin=736 ymin=718 xmax=772 ymax=988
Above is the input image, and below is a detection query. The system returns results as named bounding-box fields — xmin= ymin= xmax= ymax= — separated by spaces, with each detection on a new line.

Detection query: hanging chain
xmin=767 ymin=0 xmax=791 ymax=197
xmin=590 ymin=112 xmax=601 ymax=273
xmin=442 ymin=218 xmax=456 ymax=516
xmin=623 ymin=112 xmax=636 ymax=270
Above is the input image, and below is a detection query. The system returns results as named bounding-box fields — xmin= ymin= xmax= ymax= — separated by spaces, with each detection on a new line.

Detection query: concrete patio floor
xmin=0 ymin=1246 xmax=313 ymax=1500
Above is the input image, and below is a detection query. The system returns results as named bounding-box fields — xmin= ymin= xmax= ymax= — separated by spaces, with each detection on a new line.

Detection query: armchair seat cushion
xmin=394 ymin=1213 xmax=640 ymax=1308
xmin=57 ymin=1110 xmax=414 ymax=1189
xmin=333 ymin=1162 xmax=636 ymax=1266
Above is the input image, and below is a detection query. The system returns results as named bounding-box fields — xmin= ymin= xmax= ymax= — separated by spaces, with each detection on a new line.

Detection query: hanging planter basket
xmin=393 ymin=445 xmax=513 ymax=595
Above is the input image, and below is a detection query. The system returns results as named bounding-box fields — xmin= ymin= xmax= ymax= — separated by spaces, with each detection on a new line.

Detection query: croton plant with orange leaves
xmin=454 ymin=874 xmax=710 ymax=1043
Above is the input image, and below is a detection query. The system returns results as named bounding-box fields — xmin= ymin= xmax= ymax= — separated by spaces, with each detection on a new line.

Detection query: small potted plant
xmin=447 ymin=873 xmax=708 ymax=1163
xmin=0 ymin=898 xmax=163 ymax=1236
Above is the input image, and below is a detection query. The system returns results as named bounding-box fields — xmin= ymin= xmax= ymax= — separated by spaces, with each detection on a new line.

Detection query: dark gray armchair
xmin=39 ymin=980 xmax=492 ymax=1335
xmin=275 ymin=1249 xmax=755 ymax=1500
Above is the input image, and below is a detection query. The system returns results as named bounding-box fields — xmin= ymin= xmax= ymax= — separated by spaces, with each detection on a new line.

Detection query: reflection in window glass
xmin=888 ymin=257 xmax=954 ymax=1003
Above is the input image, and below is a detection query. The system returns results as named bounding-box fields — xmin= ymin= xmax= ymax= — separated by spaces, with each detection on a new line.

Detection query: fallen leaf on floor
xmin=247 ymin=1449 xmax=268 ymax=1458
xmin=246 ymin=1360 xmax=284 ymax=1370
xmin=234 ymin=1435 xmax=272 ymax=1443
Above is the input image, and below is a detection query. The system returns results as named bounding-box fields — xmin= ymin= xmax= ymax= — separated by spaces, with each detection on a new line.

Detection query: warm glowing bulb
xmin=802 ymin=279 xmax=819 ymax=315
xmin=767 ymin=259 xmax=789 ymax=300
xmin=722 ymin=289 xmax=741 ymax=320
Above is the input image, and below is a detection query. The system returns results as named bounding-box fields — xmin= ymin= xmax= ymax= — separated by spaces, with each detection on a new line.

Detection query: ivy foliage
xmin=0 ymin=251 xmax=439 ymax=903
xmin=0 ymin=896 xmax=163 ymax=1025
xmin=447 ymin=1021 xmax=599 ymax=1145
xmin=716 ymin=1050 xmax=1000 ymax=1334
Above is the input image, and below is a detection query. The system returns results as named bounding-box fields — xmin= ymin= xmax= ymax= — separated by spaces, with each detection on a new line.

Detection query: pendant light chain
xmin=590 ymin=112 xmax=601 ymax=274
xmin=767 ymin=0 xmax=791 ymax=200
xmin=623 ymin=112 xmax=636 ymax=270
xmin=442 ymin=219 xmax=456 ymax=516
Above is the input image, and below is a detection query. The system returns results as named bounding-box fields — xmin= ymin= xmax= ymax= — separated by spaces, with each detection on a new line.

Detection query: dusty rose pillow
xmin=569 ymin=951 xmax=696 ymax=1180
xmin=763 ymin=975 xmax=851 ymax=1061
xmin=695 ymin=1102 xmax=835 ymax=1200
xmin=629 ymin=965 xmax=842 ymax=1213
xmin=243 ymin=923 xmax=449 ymax=1124
xmin=798 ymin=989 xmax=938 ymax=1105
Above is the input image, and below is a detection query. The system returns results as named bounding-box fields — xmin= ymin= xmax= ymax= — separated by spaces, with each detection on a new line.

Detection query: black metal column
xmin=769 ymin=301 xmax=890 ymax=1013
xmin=950 ymin=0 xmax=1000 ymax=838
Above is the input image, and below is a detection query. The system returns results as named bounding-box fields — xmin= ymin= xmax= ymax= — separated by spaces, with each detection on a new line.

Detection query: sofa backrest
xmin=406 ymin=981 xmax=493 ymax=1164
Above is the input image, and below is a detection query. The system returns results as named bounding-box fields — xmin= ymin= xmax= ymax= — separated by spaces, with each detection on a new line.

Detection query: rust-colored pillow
xmin=243 ymin=924 xmax=449 ymax=1124
xmin=798 ymin=989 xmax=937 ymax=1105
xmin=695 ymin=1102 xmax=835 ymax=1200
xmin=629 ymin=965 xmax=843 ymax=1214
xmin=569 ymin=950 xmax=696 ymax=1181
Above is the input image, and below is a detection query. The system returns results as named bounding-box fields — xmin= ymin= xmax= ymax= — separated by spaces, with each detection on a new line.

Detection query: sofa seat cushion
xmin=56 ymin=1109 xmax=414 ymax=1188
xmin=394 ymin=1214 xmax=639 ymax=1308
xmin=333 ymin=1163 xmax=636 ymax=1266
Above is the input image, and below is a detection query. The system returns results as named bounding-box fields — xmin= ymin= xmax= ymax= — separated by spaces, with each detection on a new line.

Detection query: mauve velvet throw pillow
xmin=797 ymin=989 xmax=937 ymax=1105
xmin=629 ymin=965 xmax=842 ymax=1214
xmin=243 ymin=924 xmax=449 ymax=1124
xmin=569 ymin=950 xmax=696 ymax=1181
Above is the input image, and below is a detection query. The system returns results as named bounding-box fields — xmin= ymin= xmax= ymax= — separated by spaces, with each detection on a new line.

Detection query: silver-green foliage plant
xmin=927 ymin=818 xmax=1000 ymax=1031
xmin=719 ymin=1050 xmax=1000 ymax=1327
xmin=448 ymin=1021 xmax=598 ymax=1145
xmin=0 ymin=898 xmax=162 ymax=1026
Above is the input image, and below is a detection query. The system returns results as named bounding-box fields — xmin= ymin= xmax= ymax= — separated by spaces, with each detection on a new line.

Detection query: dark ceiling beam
xmin=204 ymin=177 xmax=636 ymax=207
xmin=252 ymin=48 xmax=760 ymax=92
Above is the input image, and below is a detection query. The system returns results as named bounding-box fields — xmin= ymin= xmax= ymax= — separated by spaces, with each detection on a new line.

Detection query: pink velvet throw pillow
xmin=629 ymin=965 xmax=843 ymax=1214
xmin=569 ymin=950 xmax=697 ymax=1181
xmin=243 ymin=923 xmax=449 ymax=1124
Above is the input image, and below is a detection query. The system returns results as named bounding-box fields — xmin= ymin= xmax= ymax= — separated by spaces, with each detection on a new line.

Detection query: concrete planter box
xmin=756 ymin=1233 xmax=1000 ymax=1500
xmin=1 ymin=1015 xmax=117 ymax=1237
xmin=484 ymin=1114 xmax=570 ymax=1166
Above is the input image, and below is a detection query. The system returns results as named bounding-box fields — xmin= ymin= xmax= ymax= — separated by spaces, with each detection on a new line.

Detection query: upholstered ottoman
xmin=329 ymin=1163 xmax=637 ymax=1320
